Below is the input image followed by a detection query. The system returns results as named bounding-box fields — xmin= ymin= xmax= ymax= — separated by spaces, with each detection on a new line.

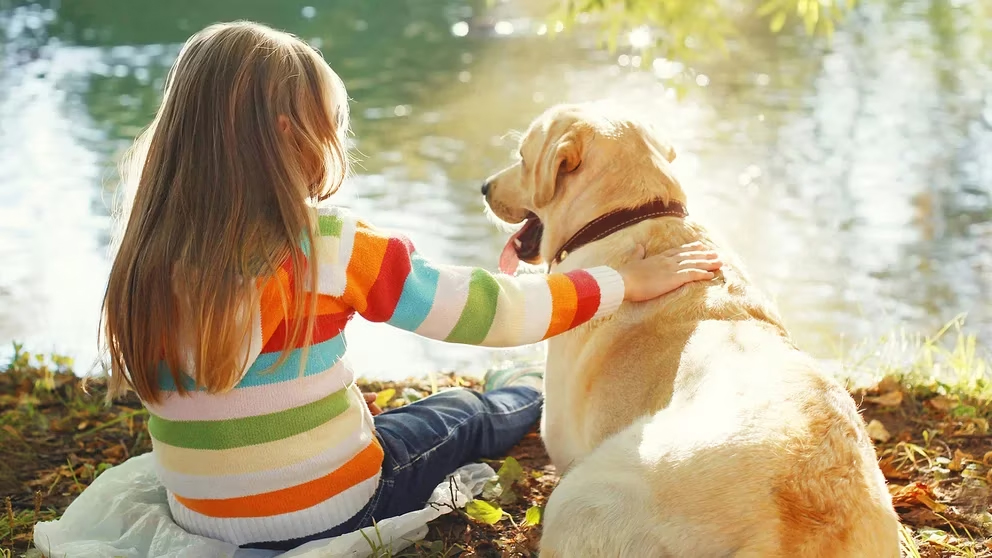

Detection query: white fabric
xmin=34 ymin=453 xmax=495 ymax=558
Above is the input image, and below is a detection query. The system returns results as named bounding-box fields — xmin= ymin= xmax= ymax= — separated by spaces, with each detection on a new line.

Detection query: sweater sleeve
xmin=312 ymin=208 xmax=625 ymax=347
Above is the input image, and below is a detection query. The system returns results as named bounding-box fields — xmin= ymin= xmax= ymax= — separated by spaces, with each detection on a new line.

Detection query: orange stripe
xmin=258 ymin=268 xmax=291 ymax=345
xmin=543 ymin=274 xmax=578 ymax=339
xmin=173 ymin=438 xmax=383 ymax=518
xmin=258 ymin=271 xmax=353 ymax=350
xmin=342 ymin=228 xmax=389 ymax=314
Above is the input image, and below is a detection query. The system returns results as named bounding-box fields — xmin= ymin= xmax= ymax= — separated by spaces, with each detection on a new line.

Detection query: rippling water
xmin=1 ymin=0 xmax=989 ymax=379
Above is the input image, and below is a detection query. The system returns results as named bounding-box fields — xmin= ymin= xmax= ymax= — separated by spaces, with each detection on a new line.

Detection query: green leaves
xmin=465 ymin=499 xmax=504 ymax=525
xmin=497 ymin=456 xmax=524 ymax=486
xmin=802 ymin=0 xmax=820 ymax=35
xmin=465 ymin=457 xmax=539 ymax=527
xmin=769 ymin=11 xmax=788 ymax=32
xmin=549 ymin=0 xmax=858 ymax=61
xmin=524 ymin=506 xmax=544 ymax=526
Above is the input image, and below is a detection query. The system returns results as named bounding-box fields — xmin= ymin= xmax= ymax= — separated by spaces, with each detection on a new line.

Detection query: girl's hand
xmin=363 ymin=392 xmax=383 ymax=416
xmin=618 ymin=242 xmax=722 ymax=302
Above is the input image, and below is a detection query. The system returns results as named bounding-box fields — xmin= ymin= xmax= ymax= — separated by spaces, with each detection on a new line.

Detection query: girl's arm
xmin=316 ymin=208 xmax=719 ymax=347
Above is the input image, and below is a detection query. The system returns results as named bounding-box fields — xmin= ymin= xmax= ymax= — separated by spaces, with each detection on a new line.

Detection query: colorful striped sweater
xmin=144 ymin=206 xmax=625 ymax=546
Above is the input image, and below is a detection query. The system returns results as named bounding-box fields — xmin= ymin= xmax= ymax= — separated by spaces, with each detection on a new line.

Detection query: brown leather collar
xmin=551 ymin=199 xmax=688 ymax=265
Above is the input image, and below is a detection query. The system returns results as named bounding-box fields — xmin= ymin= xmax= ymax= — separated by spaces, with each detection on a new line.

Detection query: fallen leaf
xmin=77 ymin=421 xmax=89 ymax=430
xmin=948 ymin=449 xmax=974 ymax=472
xmin=374 ymin=389 xmax=395 ymax=409
xmin=866 ymin=419 xmax=891 ymax=442
xmin=878 ymin=457 xmax=913 ymax=480
xmin=866 ymin=391 xmax=903 ymax=407
xmin=497 ymin=456 xmax=524 ymax=486
xmin=889 ymin=483 xmax=947 ymax=513
xmin=874 ymin=375 xmax=902 ymax=394
xmin=465 ymin=499 xmax=504 ymax=525
xmin=926 ymin=395 xmax=954 ymax=412
xmin=101 ymin=445 xmax=125 ymax=460
xmin=2 ymin=424 xmax=22 ymax=440
xmin=524 ymin=506 xmax=543 ymax=526
xmin=983 ymin=451 xmax=992 ymax=467
xmin=915 ymin=492 xmax=947 ymax=513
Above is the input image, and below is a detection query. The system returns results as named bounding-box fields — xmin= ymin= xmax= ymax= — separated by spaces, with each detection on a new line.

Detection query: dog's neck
xmin=539 ymin=189 xmax=688 ymax=269
xmin=550 ymin=199 xmax=687 ymax=265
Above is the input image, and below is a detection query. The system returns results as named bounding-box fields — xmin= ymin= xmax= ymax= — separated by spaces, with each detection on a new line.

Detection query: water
xmin=1 ymin=0 xmax=990 ymax=379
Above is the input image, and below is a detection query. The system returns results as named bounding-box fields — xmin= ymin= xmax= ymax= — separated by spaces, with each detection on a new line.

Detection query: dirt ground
xmin=1 ymin=357 xmax=990 ymax=557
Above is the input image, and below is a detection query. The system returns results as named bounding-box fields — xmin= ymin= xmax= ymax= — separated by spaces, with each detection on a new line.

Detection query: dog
xmin=482 ymin=102 xmax=900 ymax=557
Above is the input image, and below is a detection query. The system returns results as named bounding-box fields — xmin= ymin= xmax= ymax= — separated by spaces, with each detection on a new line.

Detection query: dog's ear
xmin=533 ymin=129 xmax=582 ymax=208
xmin=660 ymin=143 xmax=676 ymax=163
xmin=639 ymin=122 xmax=676 ymax=163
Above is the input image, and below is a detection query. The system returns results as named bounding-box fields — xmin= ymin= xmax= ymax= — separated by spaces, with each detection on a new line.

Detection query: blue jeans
xmin=246 ymin=386 xmax=543 ymax=551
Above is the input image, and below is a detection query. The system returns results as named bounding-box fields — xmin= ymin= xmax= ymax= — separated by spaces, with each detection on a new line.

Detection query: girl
xmin=101 ymin=21 xmax=722 ymax=550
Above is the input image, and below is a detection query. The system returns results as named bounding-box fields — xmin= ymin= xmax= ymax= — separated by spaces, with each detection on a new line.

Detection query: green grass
xmin=842 ymin=315 xmax=991 ymax=400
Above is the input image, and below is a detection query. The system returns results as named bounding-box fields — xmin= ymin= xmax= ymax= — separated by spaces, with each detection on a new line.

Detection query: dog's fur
xmin=483 ymin=103 xmax=901 ymax=557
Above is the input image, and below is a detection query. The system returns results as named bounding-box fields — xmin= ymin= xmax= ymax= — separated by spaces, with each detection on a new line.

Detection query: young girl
xmin=101 ymin=21 xmax=722 ymax=550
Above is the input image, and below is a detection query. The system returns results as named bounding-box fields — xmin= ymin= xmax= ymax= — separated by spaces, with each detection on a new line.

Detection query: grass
xmin=2 ymin=319 xmax=991 ymax=557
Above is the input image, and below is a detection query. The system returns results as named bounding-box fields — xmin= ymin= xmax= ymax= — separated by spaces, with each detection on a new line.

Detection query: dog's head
xmin=482 ymin=102 xmax=686 ymax=273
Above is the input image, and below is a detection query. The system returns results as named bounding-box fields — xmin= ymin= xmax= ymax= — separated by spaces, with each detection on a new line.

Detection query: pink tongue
xmin=499 ymin=227 xmax=525 ymax=275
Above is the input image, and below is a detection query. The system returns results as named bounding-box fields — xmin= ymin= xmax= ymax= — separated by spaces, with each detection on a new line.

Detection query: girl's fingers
xmin=678 ymin=258 xmax=723 ymax=270
xmin=675 ymin=250 xmax=719 ymax=260
xmin=678 ymin=269 xmax=716 ymax=281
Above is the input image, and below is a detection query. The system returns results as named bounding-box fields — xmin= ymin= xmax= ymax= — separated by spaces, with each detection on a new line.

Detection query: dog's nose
xmin=481 ymin=182 xmax=490 ymax=196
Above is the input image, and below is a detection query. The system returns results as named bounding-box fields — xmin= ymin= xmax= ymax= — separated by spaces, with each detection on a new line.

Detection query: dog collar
xmin=551 ymin=199 xmax=688 ymax=265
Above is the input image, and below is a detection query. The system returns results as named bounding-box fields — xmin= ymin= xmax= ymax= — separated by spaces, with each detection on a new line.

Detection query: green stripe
xmin=318 ymin=214 xmax=344 ymax=237
xmin=446 ymin=269 xmax=500 ymax=344
xmin=147 ymin=388 xmax=351 ymax=450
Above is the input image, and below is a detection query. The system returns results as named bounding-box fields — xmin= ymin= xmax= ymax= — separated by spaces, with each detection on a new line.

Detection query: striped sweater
xmin=144 ymin=206 xmax=625 ymax=546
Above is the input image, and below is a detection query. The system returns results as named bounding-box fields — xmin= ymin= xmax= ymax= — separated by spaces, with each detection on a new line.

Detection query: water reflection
xmin=0 ymin=0 xmax=988 ymax=378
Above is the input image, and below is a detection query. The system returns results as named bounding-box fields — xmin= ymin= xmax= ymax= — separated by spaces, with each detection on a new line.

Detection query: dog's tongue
xmin=499 ymin=227 xmax=525 ymax=275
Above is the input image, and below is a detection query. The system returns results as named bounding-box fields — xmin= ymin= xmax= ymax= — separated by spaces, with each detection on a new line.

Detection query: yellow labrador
xmin=483 ymin=103 xmax=900 ymax=557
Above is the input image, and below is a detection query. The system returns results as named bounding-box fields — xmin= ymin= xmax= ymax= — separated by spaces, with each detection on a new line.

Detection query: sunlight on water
xmin=0 ymin=0 xmax=989 ymax=378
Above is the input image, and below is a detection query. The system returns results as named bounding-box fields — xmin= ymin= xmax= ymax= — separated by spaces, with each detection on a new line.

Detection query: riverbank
xmin=2 ymin=333 xmax=990 ymax=557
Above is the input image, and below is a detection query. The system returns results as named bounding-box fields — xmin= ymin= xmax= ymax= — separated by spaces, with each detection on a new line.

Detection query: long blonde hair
xmin=102 ymin=22 xmax=350 ymax=403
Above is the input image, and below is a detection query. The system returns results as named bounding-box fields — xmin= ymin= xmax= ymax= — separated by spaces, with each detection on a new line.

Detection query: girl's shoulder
xmin=314 ymin=205 xmax=386 ymax=241
xmin=314 ymin=205 xmax=359 ymax=239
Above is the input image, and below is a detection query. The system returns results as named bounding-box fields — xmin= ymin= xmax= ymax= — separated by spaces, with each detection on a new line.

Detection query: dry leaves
xmin=890 ymin=483 xmax=948 ymax=513
xmin=866 ymin=419 xmax=892 ymax=442
xmin=866 ymin=390 xmax=904 ymax=407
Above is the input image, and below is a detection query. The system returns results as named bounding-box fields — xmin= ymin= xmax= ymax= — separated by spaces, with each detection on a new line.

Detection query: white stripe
xmin=413 ymin=265 xmax=471 ymax=340
xmin=168 ymin=473 xmax=380 ymax=546
xmin=317 ymin=214 xmax=356 ymax=297
xmin=155 ymin=424 xmax=374 ymax=499
xmin=587 ymin=266 xmax=625 ymax=320
xmin=481 ymin=276 xmax=526 ymax=347
xmin=146 ymin=359 xmax=353 ymax=421
xmin=518 ymin=273 xmax=554 ymax=343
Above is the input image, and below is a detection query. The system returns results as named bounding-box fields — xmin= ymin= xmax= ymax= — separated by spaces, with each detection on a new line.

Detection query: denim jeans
xmin=247 ymin=386 xmax=543 ymax=551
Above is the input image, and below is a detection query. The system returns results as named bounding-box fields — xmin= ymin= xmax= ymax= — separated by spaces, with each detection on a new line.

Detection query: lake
xmin=1 ymin=0 xmax=989 ymax=379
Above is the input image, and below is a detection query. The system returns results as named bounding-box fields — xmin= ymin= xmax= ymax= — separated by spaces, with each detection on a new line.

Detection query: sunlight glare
xmin=494 ymin=21 xmax=514 ymax=35
xmin=451 ymin=21 xmax=469 ymax=37
xmin=629 ymin=26 xmax=652 ymax=49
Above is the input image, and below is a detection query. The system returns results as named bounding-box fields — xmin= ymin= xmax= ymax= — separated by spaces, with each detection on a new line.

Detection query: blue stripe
xmin=386 ymin=251 xmax=439 ymax=332
xmin=157 ymin=334 xmax=348 ymax=391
